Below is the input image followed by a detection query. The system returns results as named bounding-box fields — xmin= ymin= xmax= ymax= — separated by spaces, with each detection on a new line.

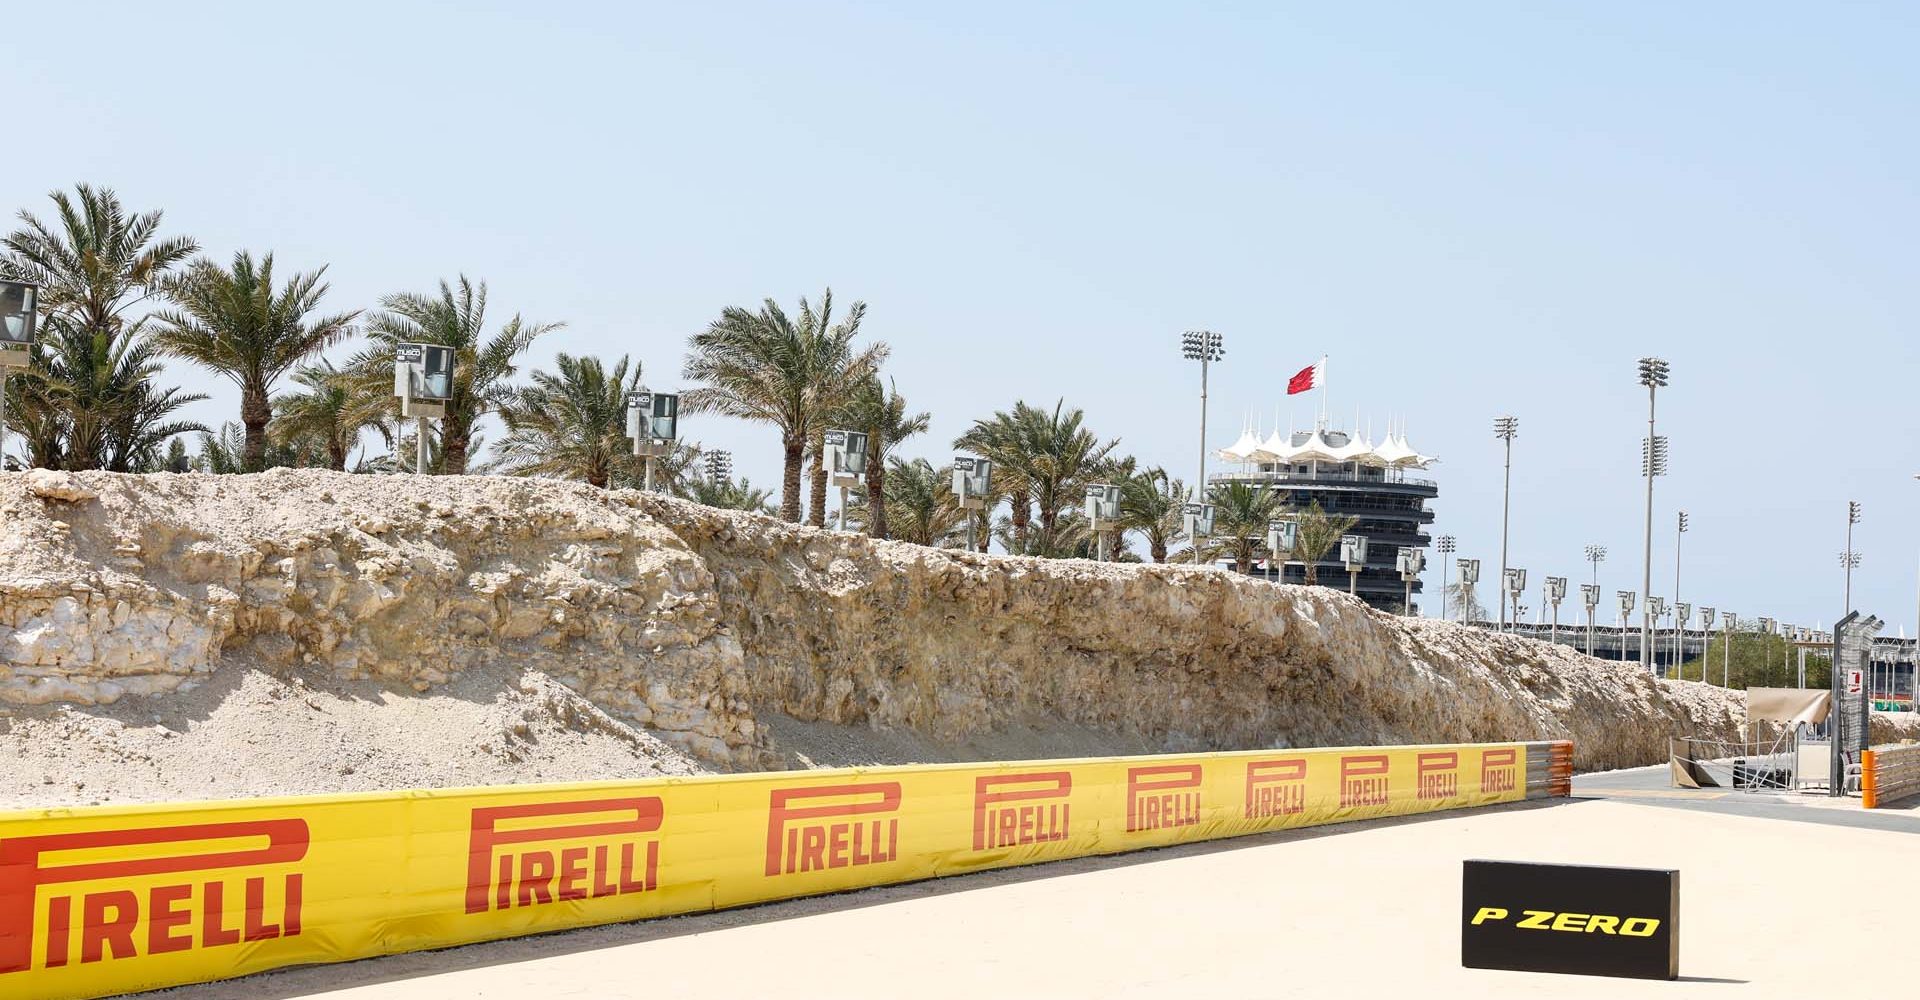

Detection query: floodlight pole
xmin=416 ymin=416 xmax=429 ymax=476
xmin=1844 ymin=501 xmax=1861 ymax=618
xmin=1673 ymin=511 xmax=1687 ymax=678
xmin=644 ymin=456 xmax=655 ymax=492
xmin=838 ymin=485 xmax=849 ymax=532
xmin=1182 ymin=331 xmax=1223 ymax=566
xmin=1436 ymin=535 xmax=1456 ymax=621
xmin=1494 ymin=416 xmax=1518 ymax=632
xmin=1637 ymin=358 xmax=1669 ymax=672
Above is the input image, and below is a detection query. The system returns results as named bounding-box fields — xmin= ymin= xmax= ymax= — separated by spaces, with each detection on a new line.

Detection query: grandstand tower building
xmin=1211 ymin=419 xmax=1438 ymax=611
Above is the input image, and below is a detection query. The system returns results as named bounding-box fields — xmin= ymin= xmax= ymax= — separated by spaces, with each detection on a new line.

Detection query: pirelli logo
xmin=1126 ymin=765 xmax=1201 ymax=832
xmin=464 ymin=797 xmax=664 ymax=915
xmin=1480 ymin=749 xmax=1519 ymax=794
xmin=765 ymin=783 xmax=901 ymax=876
xmin=1243 ymin=759 xmax=1307 ymax=819
xmin=972 ymin=772 xmax=1070 ymax=851
xmin=0 ymin=819 xmax=308 ymax=974
xmin=1417 ymin=752 xmax=1460 ymax=801
xmin=1339 ymin=754 xmax=1391 ymax=808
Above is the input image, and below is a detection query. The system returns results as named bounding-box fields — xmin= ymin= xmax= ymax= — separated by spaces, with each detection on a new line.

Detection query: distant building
xmin=1211 ymin=422 xmax=1438 ymax=611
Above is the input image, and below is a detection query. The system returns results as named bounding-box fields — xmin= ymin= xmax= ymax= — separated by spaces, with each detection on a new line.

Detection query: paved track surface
xmin=151 ymin=791 xmax=1919 ymax=1000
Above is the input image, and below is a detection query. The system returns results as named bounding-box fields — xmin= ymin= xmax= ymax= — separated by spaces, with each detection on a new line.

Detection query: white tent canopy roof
xmin=1217 ymin=426 xmax=1264 ymax=462
xmin=1217 ymin=419 xmax=1438 ymax=469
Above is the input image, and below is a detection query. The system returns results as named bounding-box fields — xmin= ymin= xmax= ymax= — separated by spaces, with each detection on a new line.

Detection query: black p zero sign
xmin=1462 ymin=860 xmax=1678 ymax=980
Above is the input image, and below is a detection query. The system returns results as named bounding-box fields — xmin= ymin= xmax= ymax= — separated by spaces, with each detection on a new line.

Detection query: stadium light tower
xmin=1637 ymin=357 xmax=1671 ymax=671
xmin=1843 ymin=500 xmax=1862 ymax=617
xmin=1436 ymin=535 xmax=1457 ymax=621
xmin=1494 ymin=415 xmax=1519 ymax=632
xmin=1585 ymin=544 xmax=1607 ymax=587
xmin=1674 ymin=511 xmax=1688 ymax=677
xmin=1182 ymin=330 xmax=1224 ymax=566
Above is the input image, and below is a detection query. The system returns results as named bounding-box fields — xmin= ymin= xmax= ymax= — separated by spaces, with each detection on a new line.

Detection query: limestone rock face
xmin=0 ymin=469 xmax=1799 ymax=774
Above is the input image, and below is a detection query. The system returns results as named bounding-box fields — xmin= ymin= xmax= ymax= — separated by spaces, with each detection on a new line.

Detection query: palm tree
xmin=12 ymin=318 xmax=206 ymax=470
xmin=356 ymin=277 xmax=558 ymax=474
xmin=866 ymin=457 xmax=966 ymax=546
xmin=683 ymin=291 xmax=886 ymax=523
xmin=681 ymin=473 xmax=777 ymax=514
xmin=492 ymin=353 xmax=640 ymax=488
xmin=0 ymin=184 xmax=199 ymax=469
xmin=1288 ymin=500 xmax=1358 ymax=586
xmin=1019 ymin=400 xmax=1117 ymax=541
xmin=107 ymin=367 xmax=209 ymax=472
xmin=834 ymin=375 xmax=929 ymax=539
xmin=1205 ymin=481 xmax=1284 ymax=574
xmin=162 ymin=437 xmax=190 ymax=472
xmin=151 ymin=252 xmax=359 ymax=471
xmin=796 ymin=292 xmax=887 ymax=527
xmin=1117 ymin=467 xmax=1187 ymax=563
xmin=273 ymin=360 xmax=391 ymax=471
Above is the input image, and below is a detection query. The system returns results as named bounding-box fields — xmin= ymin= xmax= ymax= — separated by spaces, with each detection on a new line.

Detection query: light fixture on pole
xmin=1396 ymin=546 xmax=1426 ymax=615
xmin=626 ymin=387 xmax=681 ymax=491
xmin=1618 ymin=590 xmax=1637 ymax=664
xmin=1436 ymin=535 xmax=1457 ymax=620
xmin=1674 ymin=510 xmax=1688 ymax=677
xmin=1647 ymin=595 xmax=1667 ymax=674
xmin=1503 ymin=567 xmax=1527 ymax=634
xmin=1085 ymin=483 xmax=1122 ymax=562
xmin=1720 ymin=612 xmax=1736 ymax=686
xmin=1458 ymin=558 xmax=1481 ymax=622
xmin=394 ymin=343 xmax=454 ymax=474
xmin=822 ymin=429 xmax=869 ymax=531
xmin=1698 ymin=607 xmax=1716 ymax=684
xmin=0 ymin=279 xmax=38 ymax=469
xmin=1580 ymin=583 xmax=1601 ymax=656
xmin=1493 ymin=415 xmax=1519 ymax=632
xmin=953 ymin=456 xmax=991 ymax=552
xmin=1544 ymin=576 xmax=1566 ymax=645
xmin=1341 ymin=534 xmax=1370 ymax=596
xmin=1674 ymin=601 xmax=1692 ymax=679
xmin=705 ymin=449 xmax=733 ymax=486
xmin=1181 ymin=330 xmax=1224 ymax=565
xmin=1268 ymin=516 xmax=1299 ymax=586
xmin=1637 ymin=356 xmax=1670 ymax=672
xmin=1844 ymin=500 xmax=1862 ymax=616
xmin=1182 ymin=501 xmax=1216 ymax=565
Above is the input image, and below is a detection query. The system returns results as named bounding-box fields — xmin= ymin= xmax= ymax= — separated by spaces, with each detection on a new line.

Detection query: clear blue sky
xmin=8 ymin=2 xmax=1919 ymax=632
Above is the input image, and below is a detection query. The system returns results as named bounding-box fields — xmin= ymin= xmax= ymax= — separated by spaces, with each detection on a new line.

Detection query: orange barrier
xmin=0 ymin=740 xmax=1569 ymax=1000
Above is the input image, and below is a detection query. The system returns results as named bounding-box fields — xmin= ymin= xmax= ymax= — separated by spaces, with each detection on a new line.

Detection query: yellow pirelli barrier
xmin=0 ymin=740 xmax=1570 ymax=999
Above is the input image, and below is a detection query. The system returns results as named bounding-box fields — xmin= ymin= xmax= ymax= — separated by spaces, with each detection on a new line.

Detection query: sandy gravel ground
xmin=148 ymin=797 xmax=1920 ymax=1000
xmin=0 ymin=664 xmax=706 ymax=808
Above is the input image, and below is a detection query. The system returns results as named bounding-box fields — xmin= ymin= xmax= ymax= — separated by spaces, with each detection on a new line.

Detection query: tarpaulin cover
xmin=1745 ymin=687 xmax=1831 ymax=726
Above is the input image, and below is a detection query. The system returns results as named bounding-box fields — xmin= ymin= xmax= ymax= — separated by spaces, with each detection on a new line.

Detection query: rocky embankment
xmin=0 ymin=469 xmax=1768 ymax=805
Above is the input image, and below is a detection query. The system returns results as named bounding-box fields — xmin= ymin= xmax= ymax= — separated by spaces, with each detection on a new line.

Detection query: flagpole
xmin=1318 ymin=355 xmax=1328 ymax=429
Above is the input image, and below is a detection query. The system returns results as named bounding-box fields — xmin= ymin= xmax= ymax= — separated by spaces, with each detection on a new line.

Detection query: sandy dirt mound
xmin=0 ymin=469 xmax=1773 ymax=807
